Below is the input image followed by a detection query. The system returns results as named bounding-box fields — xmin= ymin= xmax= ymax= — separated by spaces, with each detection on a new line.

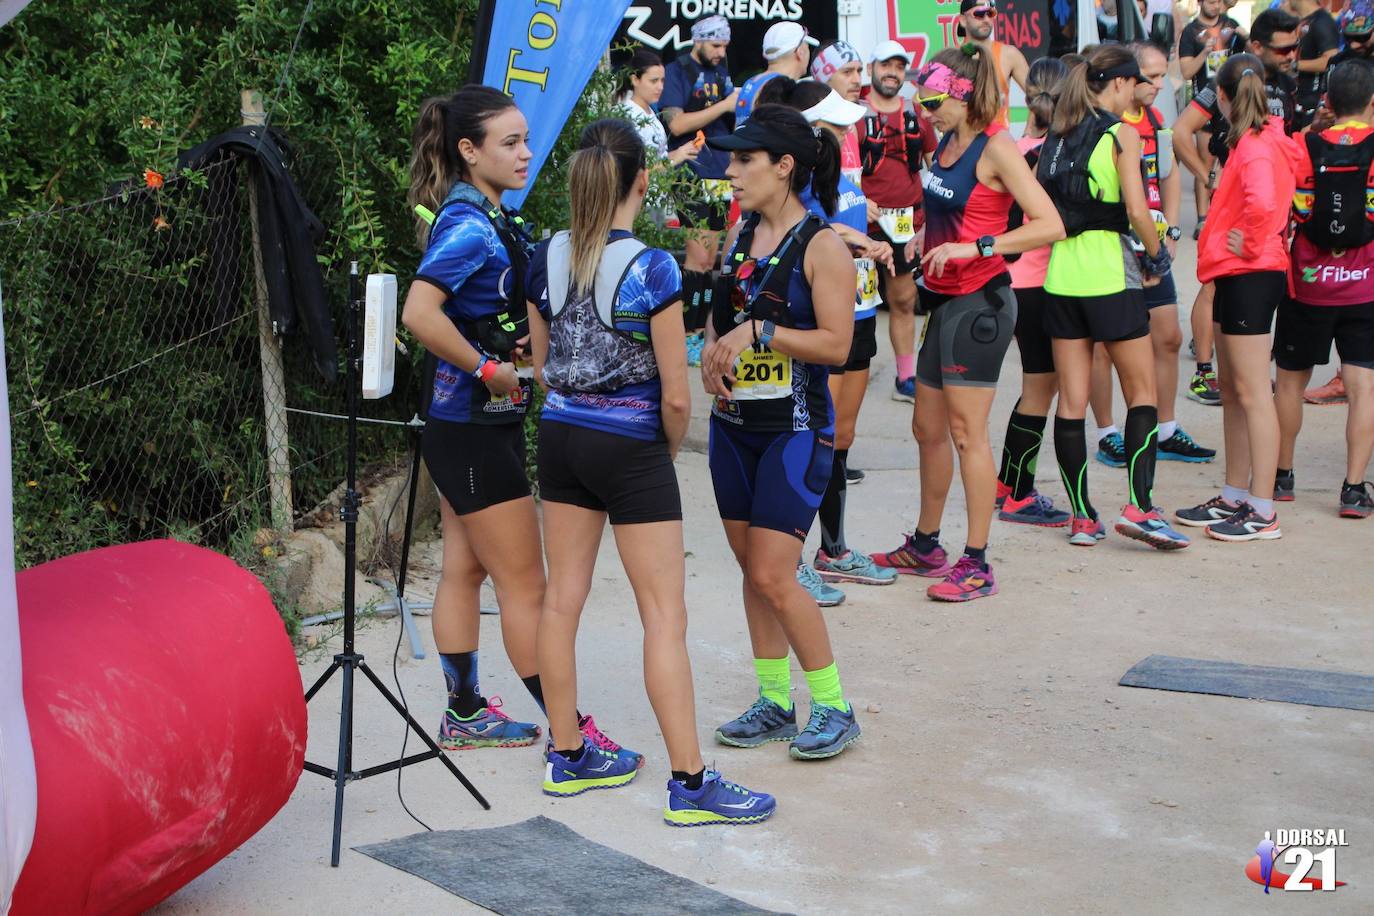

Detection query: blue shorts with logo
xmin=708 ymin=419 xmax=834 ymax=540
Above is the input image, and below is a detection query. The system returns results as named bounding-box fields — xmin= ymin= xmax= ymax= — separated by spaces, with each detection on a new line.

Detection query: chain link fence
xmin=1 ymin=141 xmax=424 ymax=572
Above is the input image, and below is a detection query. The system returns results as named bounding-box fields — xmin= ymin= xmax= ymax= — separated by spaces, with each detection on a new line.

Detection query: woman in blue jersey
xmin=527 ymin=119 xmax=774 ymax=825
xmin=701 ymin=104 xmax=863 ymax=760
xmin=791 ymin=82 xmax=899 ymax=600
xmin=402 ymin=85 xmax=634 ymax=760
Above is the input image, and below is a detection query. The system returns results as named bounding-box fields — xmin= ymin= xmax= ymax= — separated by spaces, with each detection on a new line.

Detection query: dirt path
xmin=154 ymin=227 xmax=1372 ymax=914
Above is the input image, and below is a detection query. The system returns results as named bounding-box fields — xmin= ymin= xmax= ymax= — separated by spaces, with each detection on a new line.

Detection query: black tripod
xmin=303 ymin=262 xmax=489 ymax=867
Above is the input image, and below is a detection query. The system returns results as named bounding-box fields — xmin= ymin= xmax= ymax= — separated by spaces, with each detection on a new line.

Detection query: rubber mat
xmin=355 ymin=815 xmax=782 ymax=915
xmin=1119 ymin=654 xmax=1374 ymax=712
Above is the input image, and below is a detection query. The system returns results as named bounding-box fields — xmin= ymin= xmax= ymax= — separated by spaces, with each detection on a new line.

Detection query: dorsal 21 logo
xmin=1245 ymin=829 xmax=1349 ymax=892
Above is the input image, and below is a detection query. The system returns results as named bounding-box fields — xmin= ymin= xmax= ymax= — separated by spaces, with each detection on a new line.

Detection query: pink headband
xmin=914 ymin=61 xmax=974 ymax=101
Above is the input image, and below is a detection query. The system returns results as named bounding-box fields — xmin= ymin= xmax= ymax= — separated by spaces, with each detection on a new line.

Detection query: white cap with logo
xmin=762 ymin=21 xmax=819 ymax=61
xmin=869 ymin=40 xmax=914 ymax=65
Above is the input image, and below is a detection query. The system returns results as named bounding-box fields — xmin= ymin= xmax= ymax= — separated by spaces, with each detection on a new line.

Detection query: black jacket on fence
xmin=179 ymin=127 xmax=337 ymax=381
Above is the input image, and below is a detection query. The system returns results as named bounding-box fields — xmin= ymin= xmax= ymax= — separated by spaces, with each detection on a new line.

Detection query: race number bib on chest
xmin=855 ymin=257 xmax=879 ymax=312
xmin=731 ymin=347 xmax=792 ymax=400
xmin=878 ymin=206 xmax=916 ymax=244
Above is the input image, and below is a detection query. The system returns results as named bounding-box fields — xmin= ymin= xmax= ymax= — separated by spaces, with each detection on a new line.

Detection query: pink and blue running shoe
xmin=998 ymin=490 xmax=1071 ymax=527
xmin=1115 ymin=505 xmax=1190 ymax=550
xmin=543 ymin=739 xmax=639 ymax=797
xmin=664 ymin=770 xmax=776 ymax=827
xmin=438 ymin=696 xmax=541 ymax=750
xmin=870 ymin=533 xmax=951 ymax=577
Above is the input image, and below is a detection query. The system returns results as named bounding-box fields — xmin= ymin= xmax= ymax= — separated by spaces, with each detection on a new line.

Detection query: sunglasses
xmin=970 ymin=8 xmax=997 ymax=19
xmin=917 ymin=92 xmax=949 ymax=111
xmin=1266 ymin=42 xmax=1299 ymax=56
xmin=1348 ymin=34 xmax=1372 ymax=45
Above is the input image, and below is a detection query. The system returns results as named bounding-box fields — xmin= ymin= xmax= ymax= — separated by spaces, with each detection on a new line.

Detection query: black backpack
xmin=1036 ymin=111 xmax=1130 ymax=238
xmin=1002 ymin=141 xmax=1044 ymax=263
xmin=1301 ymin=131 xmax=1374 ymax=250
xmin=713 ymin=213 xmax=826 ymax=339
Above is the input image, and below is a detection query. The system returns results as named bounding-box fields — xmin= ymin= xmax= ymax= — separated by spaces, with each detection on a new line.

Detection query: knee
xmin=948 ymin=419 xmax=987 ymax=455
xmin=914 ymin=416 xmax=945 ymax=448
xmin=1154 ymin=324 xmax=1183 ymax=355
xmin=441 ymin=562 xmax=487 ymax=593
xmin=744 ymin=560 xmax=793 ymax=609
xmin=641 ymin=604 xmax=688 ymax=642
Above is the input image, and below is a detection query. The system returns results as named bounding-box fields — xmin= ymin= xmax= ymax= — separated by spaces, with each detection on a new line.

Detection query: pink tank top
xmin=1008 ymin=135 xmax=1050 ymax=290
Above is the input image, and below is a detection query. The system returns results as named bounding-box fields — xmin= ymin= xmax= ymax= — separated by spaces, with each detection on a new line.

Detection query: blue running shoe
xmin=664 ymin=770 xmax=776 ymax=827
xmin=814 ymin=548 xmax=898 ymax=585
xmin=543 ymin=713 xmax=645 ymax=769
xmin=438 ymin=696 xmax=541 ymax=750
xmin=1095 ymin=432 xmax=1126 ymax=468
xmin=543 ymin=739 xmax=639 ymax=797
xmin=998 ymin=490 xmax=1071 ymax=527
xmin=715 ymin=695 xmax=798 ymax=747
xmin=789 ymin=702 xmax=861 ymax=760
xmin=797 ymin=563 xmax=844 ymax=607
xmin=892 ymin=376 xmax=916 ymax=403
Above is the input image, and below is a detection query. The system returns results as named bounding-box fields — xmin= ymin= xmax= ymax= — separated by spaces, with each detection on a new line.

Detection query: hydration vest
xmin=713 ymin=213 xmax=826 ymax=339
xmin=860 ymin=98 xmax=926 ymax=177
xmin=1301 ymin=131 xmax=1374 ymax=250
xmin=1003 ymin=139 xmax=1044 ymax=263
xmin=1037 ymin=112 xmax=1130 ymax=238
xmin=543 ymin=232 xmax=651 ymax=340
xmin=430 ymin=181 xmax=536 ymax=355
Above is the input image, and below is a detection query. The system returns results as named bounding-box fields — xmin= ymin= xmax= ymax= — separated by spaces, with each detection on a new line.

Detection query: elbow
xmin=662 ymin=390 xmax=692 ymax=418
xmin=828 ymin=338 xmax=852 ymax=366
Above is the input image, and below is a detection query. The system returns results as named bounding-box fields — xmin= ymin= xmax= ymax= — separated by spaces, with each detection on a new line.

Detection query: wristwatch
xmin=1166 ymin=225 xmax=1183 ymax=241
xmin=976 ymin=235 xmax=996 ymax=257
xmin=759 ymin=320 xmax=777 ymax=348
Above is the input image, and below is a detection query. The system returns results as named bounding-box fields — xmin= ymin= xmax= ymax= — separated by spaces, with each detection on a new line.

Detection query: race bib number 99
xmin=878 ymin=206 xmax=916 ymax=244
xmin=731 ymin=347 xmax=791 ymax=400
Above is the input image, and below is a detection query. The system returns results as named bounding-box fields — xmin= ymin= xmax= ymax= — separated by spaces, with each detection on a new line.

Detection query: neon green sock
xmin=803 ymin=662 xmax=848 ymax=713
xmin=753 ymin=657 xmax=791 ymax=711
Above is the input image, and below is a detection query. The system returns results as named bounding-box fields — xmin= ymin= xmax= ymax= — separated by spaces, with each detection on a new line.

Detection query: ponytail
xmin=1050 ymin=44 xmax=1136 ymax=136
xmin=567 ymin=119 xmax=646 ymax=295
xmin=1024 ymin=56 xmax=1069 ymax=136
xmin=1217 ymin=53 xmax=1269 ymax=148
xmin=406 ymin=84 xmax=516 ymax=248
xmin=810 ymin=128 xmax=841 ymax=216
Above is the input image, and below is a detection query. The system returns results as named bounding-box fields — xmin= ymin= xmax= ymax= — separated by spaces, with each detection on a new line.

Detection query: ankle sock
xmin=1197 ymin=361 xmax=1213 ymax=374
xmin=1277 ymin=467 xmax=1294 ymax=480
xmin=558 ymin=741 xmax=586 ymax=762
xmin=963 ymin=544 xmax=987 ymax=567
xmin=913 ymin=528 xmax=940 ymax=553
xmin=803 ymin=662 xmax=848 ymax=713
xmin=753 ymin=657 xmax=791 ymax=710
xmin=895 ymin=353 xmax=915 ymax=381
xmin=1097 ymin=424 xmax=1118 ymax=442
xmin=672 ymin=768 xmax=706 ymax=790
xmin=440 ymin=651 xmax=483 ymax=717
xmin=1222 ymin=484 xmax=1249 ymax=505
xmin=1158 ymin=420 xmax=1177 ymax=441
xmin=1248 ymin=495 xmax=1275 ymax=517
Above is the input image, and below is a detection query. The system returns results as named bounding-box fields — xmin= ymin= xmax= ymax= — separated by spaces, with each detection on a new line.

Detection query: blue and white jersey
xmin=735 ymin=71 xmax=782 ymax=127
xmin=528 ymin=231 xmax=682 ymax=441
xmin=800 ymin=175 xmax=878 ymax=320
xmin=415 ymin=200 xmax=527 ymax=424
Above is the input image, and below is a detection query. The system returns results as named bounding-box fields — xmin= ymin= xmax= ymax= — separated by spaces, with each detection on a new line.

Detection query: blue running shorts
xmin=708 ymin=419 xmax=834 ymax=540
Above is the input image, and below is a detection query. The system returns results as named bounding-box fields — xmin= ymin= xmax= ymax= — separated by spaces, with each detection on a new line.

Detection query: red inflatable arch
xmin=10 ymin=540 xmax=306 ymax=915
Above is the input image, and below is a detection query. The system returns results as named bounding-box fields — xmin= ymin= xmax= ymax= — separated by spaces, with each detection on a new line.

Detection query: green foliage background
xmin=0 ymin=1 xmax=696 ymax=570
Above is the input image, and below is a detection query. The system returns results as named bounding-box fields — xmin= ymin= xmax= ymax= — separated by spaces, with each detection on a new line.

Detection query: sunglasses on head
xmin=1266 ymin=42 xmax=1299 ymax=55
xmin=970 ymin=8 xmax=997 ymax=19
xmin=917 ymin=92 xmax=949 ymax=111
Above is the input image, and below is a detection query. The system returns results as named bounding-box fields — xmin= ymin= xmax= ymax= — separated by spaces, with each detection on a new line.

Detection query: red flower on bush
xmin=144 ymin=169 xmax=164 ymax=190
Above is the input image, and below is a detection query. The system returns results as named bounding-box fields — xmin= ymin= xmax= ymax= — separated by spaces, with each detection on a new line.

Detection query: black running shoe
xmin=1095 ymin=432 xmax=1126 ymax=468
xmin=1158 ymin=427 xmax=1216 ymax=463
xmin=1339 ymin=481 xmax=1373 ymax=519
xmin=846 ymin=466 xmax=866 ymax=485
xmin=1274 ymin=471 xmax=1295 ymax=502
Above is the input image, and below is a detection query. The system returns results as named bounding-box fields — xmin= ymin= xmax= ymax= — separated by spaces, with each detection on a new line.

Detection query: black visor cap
xmin=707 ymin=120 xmax=817 ymax=168
xmin=1091 ymin=60 xmax=1150 ymax=84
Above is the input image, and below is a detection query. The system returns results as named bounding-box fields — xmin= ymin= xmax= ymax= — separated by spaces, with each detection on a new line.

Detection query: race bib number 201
xmin=731 ymin=347 xmax=791 ymax=400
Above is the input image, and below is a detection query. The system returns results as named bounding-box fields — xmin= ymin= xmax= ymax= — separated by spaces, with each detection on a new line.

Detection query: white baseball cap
xmin=870 ymin=40 xmax=914 ymax=65
xmin=801 ymin=88 xmax=868 ymax=127
xmin=762 ymin=21 xmax=819 ymax=61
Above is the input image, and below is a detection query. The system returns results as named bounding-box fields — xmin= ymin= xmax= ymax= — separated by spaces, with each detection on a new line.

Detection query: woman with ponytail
xmin=1176 ymin=54 xmax=1302 ymax=541
xmin=526 ymin=119 xmax=773 ymax=823
xmin=867 ymin=44 xmax=1064 ymax=602
xmin=699 ymin=104 xmax=863 ymax=760
xmin=402 ymin=86 xmax=634 ymax=761
xmin=1039 ymin=45 xmax=1192 ymax=552
xmin=994 ymin=55 xmax=1075 ymax=529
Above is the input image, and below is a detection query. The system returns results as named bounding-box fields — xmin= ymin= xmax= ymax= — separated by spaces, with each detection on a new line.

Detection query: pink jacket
xmin=1197 ymin=117 xmax=1303 ymax=283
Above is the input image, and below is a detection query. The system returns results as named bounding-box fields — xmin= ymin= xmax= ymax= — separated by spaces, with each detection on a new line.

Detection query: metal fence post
xmin=242 ymin=89 xmax=294 ymax=535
